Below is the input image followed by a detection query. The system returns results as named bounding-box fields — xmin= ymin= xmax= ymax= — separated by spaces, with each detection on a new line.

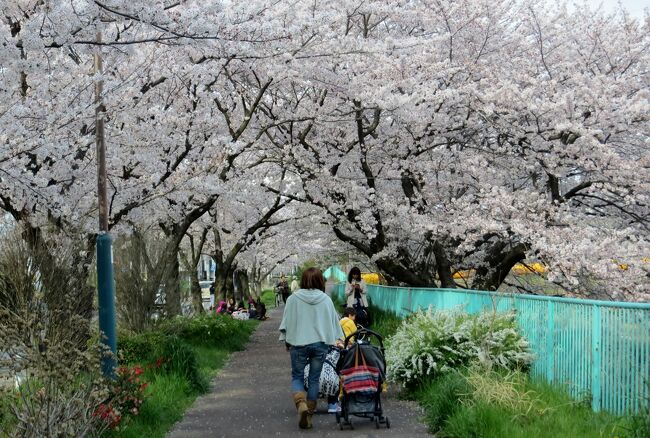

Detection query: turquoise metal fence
xmin=335 ymin=283 xmax=650 ymax=415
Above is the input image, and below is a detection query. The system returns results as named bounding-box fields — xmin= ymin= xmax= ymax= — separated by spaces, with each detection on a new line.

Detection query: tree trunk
xmin=179 ymin=230 xmax=208 ymax=315
xmin=164 ymin=247 xmax=181 ymax=316
xmin=472 ymin=242 xmax=527 ymax=291
xmin=214 ymin=261 xmax=236 ymax=301
xmin=189 ymin=274 xmax=204 ymax=314
xmin=433 ymin=241 xmax=456 ymax=289
xmin=374 ymin=256 xmax=436 ymax=287
xmin=237 ymin=269 xmax=251 ymax=300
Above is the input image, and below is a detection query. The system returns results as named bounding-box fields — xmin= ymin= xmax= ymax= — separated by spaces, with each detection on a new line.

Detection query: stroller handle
xmin=344 ymin=327 xmax=384 ymax=350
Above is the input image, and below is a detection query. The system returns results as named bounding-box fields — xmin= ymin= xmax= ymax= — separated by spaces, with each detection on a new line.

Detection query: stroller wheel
xmin=375 ymin=417 xmax=380 ymax=429
xmin=339 ymin=422 xmax=344 ymax=430
xmin=385 ymin=416 xmax=391 ymax=429
xmin=335 ymin=412 xmax=340 ymax=424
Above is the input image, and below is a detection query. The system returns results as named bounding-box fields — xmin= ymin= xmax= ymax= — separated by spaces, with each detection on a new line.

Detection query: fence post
xmin=407 ymin=288 xmax=412 ymax=316
xmin=591 ymin=305 xmax=602 ymax=411
xmin=546 ymin=300 xmax=555 ymax=382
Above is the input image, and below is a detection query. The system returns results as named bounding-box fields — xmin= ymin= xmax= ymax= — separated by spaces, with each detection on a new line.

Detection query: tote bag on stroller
xmin=340 ymin=345 xmax=380 ymax=395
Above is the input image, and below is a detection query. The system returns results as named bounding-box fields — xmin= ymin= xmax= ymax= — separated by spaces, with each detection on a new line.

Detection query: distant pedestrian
xmin=279 ymin=267 xmax=343 ymax=429
xmin=345 ymin=267 xmax=368 ymax=308
xmin=277 ymin=275 xmax=290 ymax=304
xmin=345 ymin=267 xmax=370 ymax=327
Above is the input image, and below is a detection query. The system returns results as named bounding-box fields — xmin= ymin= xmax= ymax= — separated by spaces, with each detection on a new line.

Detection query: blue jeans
xmin=290 ymin=342 xmax=329 ymax=401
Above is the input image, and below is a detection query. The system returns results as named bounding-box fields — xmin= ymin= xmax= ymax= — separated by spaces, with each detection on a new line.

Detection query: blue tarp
xmin=323 ymin=265 xmax=347 ymax=282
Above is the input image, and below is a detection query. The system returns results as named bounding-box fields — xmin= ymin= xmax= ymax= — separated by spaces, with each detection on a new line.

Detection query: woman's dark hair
xmin=347 ymin=266 xmax=361 ymax=283
xmin=300 ymin=267 xmax=326 ymax=291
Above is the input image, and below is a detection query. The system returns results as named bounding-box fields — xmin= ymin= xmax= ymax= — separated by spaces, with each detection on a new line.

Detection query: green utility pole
xmin=95 ymin=30 xmax=116 ymax=378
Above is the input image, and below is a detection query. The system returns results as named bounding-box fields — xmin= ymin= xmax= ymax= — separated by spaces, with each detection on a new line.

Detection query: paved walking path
xmin=169 ymin=306 xmax=430 ymax=438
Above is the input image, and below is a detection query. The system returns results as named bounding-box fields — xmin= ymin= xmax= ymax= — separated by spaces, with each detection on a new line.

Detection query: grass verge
xmin=107 ymin=316 xmax=258 ymax=437
xmin=410 ymin=368 xmax=636 ymax=437
xmin=260 ymin=289 xmax=277 ymax=309
xmin=368 ymin=305 xmax=401 ymax=339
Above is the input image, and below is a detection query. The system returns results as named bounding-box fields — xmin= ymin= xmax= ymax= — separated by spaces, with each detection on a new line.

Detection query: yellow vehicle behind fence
xmin=453 ymin=263 xmax=547 ymax=279
xmin=452 ymin=259 xmax=648 ymax=279
xmin=361 ymin=272 xmax=385 ymax=285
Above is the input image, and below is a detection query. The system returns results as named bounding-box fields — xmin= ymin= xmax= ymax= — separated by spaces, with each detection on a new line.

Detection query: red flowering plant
xmin=93 ymin=402 xmax=122 ymax=430
xmin=94 ymin=364 xmax=149 ymax=429
xmin=111 ymin=365 xmax=148 ymax=416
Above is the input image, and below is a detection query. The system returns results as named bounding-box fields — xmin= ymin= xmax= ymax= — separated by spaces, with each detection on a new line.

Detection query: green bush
xmin=627 ymin=387 xmax=649 ymax=438
xmin=155 ymin=313 xmax=254 ymax=351
xmin=107 ymin=313 xmax=259 ymax=437
xmin=118 ymin=331 xmax=166 ymax=364
xmin=0 ymin=390 xmax=17 ymax=433
xmin=409 ymin=368 xmax=630 ymax=438
xmin=160 ymin=337 xmax=207 ymax=393
xmin=386 ymin=307 xmax=533 ymax=386
xmin=412 ymin=371 xmax=470 ymax=433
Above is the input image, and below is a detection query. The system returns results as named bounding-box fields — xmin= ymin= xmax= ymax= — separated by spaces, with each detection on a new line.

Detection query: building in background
xmin=197 ymin=254 xmax=216 ymax=282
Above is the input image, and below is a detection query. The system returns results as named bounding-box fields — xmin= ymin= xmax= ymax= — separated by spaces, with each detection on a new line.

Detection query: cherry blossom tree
xmin=1 ymin=0 xmax=647 ymax=304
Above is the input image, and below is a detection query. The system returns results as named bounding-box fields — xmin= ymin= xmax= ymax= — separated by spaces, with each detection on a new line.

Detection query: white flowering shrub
xmin=386 ymin=307 xmax=534 ymax=386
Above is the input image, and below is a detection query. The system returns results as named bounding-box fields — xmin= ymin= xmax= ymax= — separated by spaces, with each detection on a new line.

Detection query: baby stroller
xmin=336 ymin=328 xmax=390 ymax=430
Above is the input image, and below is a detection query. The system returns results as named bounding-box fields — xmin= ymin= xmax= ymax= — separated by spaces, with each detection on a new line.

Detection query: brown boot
xmin=293 ymin=392 xmax=309 ymax=429
xmin=306 ymin=400 xmax=317 ymax=429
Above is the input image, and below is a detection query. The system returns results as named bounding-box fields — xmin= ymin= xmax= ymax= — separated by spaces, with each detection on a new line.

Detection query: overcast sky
xmin=586 ymin=0 xmax=648 ymax=17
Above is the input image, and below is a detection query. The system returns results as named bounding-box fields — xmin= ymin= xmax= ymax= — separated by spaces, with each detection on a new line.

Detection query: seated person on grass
xmin=215 ymin=300 xmax=227 ymax=314
xmin=226 ymin=297 xmax=236 ymax=314
xmin=255 ymin=298 xmax=267 ymax=320
xmin=248 ymin=298 xmax=258 ymax=319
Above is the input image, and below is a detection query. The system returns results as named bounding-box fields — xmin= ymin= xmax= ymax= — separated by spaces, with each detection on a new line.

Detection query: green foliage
xmin=411 ymin=371 xmax=470 ymax=433
xmin=333 ymin=295 xmax=344 ymax=308
xmin=368 ymin=305 xmax=402 ymax=339
xmin=386 ymin=308 xmax=534 ymax=386
xmin=118 ymin=331 xmax=166 ymax=364
xmin=624 ymin=385 xmax=649 ymax=438
xmin=159 ymin=337 xmax=207 ymax=393
xmin=293 ymin=259 xmax=317 ymax=283
xmin=154 ymin=313 xmax=255 ymax=351
xmin=191 ymin=346 xmax=229 ymax=377
xmin=260 ymin=289 xmax=276 ymax=308
xmin=409 ymin=367 xmax=631 ymax=437
xmin=629 ymin=413 xmax=650 ymax=438
xmin=0 ymin=390 xmax=17 ymax=433
xmin=107 ymin=314 xmax=257 ymax=437
xmin=103 ymin=373 xmax=194 ymax=438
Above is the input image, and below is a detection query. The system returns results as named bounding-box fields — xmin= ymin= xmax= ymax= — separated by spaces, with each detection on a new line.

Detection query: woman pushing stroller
xmin=279 ymin=268 xmax=343 ymax=430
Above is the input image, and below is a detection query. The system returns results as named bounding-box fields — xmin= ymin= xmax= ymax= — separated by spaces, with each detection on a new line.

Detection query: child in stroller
xmin=336 ymin=328 xmax=390 ymax=429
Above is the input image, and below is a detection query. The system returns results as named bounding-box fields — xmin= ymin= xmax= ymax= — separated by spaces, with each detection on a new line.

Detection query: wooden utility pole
xmin=94 ymin=30 xmax=117 ymax=378
xmin=95 ymin=31 xmax=108 ymax=232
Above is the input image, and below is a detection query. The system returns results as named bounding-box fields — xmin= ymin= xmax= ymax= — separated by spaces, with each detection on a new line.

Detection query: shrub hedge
xmin=386 ymin=307 xmax=534 ymax=386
